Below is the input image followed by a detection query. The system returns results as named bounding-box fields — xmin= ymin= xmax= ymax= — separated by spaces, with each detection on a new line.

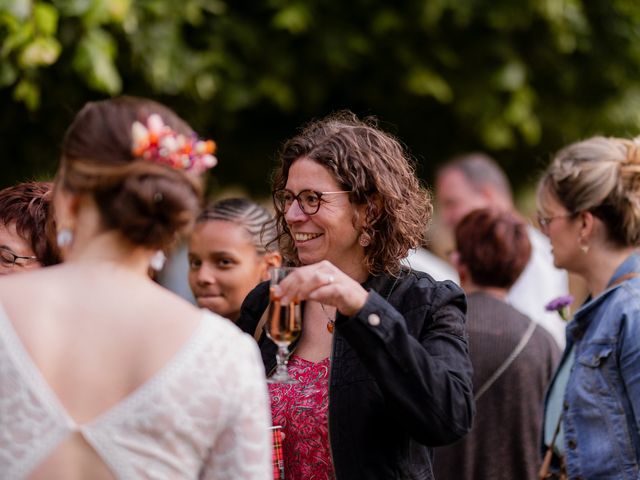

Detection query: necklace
xmin=320 ymin=303 xmax=336 ymax=334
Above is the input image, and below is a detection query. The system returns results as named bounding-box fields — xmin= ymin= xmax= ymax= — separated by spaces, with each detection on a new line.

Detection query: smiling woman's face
xmin=188 ymin=220 xmax=268 ymax=321
xmin=283 ymin=158 xmax=366 ymax=274
xmin=0 ymin=222 xmax=40 ymax=275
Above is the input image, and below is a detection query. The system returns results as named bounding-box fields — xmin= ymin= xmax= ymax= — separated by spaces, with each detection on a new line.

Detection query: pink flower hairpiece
xmin=131 ymin=114 xmax=217 ymax=174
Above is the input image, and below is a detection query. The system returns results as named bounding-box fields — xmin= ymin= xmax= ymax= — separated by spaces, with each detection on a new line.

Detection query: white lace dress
xmin=0 ymin=306 xmax=272 ymax=479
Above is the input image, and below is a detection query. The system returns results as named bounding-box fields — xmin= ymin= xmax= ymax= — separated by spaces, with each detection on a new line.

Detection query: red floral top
xmin=269 ymin=354 xmax=335 ymax=480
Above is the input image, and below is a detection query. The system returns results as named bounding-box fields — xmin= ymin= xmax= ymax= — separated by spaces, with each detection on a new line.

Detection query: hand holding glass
xmin=265 ymin=267 xmax=302 ymax=383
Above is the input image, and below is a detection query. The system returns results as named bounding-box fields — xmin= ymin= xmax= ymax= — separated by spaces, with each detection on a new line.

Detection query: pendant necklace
xmin=320 ymin=303 xmax=336 ymax=333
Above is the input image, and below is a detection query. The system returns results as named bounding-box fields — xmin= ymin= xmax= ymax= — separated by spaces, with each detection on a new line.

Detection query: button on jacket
xmin=543 ymin=253 xmax=640 ymax=479
xmin=237 ymin=269 xmax=475 ymax=479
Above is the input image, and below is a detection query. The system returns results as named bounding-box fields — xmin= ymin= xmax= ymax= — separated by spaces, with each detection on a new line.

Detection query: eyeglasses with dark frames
xmin=273 ymin=189 xmax=352 ymax=216
xmin=0 ymin=246 xmax=39 ymax=268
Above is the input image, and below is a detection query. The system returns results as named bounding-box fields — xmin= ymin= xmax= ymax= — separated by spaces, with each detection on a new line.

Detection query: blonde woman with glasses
xmin=537 ymin=136 xmax=640 ymax=479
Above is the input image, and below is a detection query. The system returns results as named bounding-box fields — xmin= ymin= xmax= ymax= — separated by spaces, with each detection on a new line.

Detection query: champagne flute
xmin=265 ymin=267 xmax=302 ymax=384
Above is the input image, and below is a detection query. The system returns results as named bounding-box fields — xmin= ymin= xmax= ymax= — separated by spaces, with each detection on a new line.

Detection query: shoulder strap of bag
xmin=474 ymin=318 xmax=537 ymax=401
xmin=539 ymin=412 xmax=564 ymax=479
xmin=474 ymin=319 xmax=536 ymax=402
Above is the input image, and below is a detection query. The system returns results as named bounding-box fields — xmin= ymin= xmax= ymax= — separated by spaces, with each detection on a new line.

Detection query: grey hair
xmin=538 ymin=136 xmax=640 ymax=247
xmin=440 ymin=152 xmax=513 ymax=204
xmin=197 ymin=198 xmax=278 ymax=254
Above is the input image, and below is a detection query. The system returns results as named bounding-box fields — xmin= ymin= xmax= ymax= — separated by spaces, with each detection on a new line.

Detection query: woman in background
xmin=0 ymin=181 xmax=59 ymax=274
xmin=538 ymin=136 xmax=640 ymax=479
xmin=0 ymin=97 xmax=271 ymax=479
xmin=188 ymin=198 xmax=281 ymax=322
xmin=434 ymin=208 xmax=560 ymax=480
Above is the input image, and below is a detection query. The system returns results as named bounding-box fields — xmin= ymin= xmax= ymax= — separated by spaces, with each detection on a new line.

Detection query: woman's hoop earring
xmin=56 ymin=228 xmax=74 ymax=248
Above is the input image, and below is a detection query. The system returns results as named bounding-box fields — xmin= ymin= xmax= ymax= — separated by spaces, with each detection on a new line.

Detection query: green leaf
xmin=272 ymin=4 xmax=311 ymax=34
xmin=81 ymin=0 xmax=128 ymax=26
xmin=107 ymin=0 xmax=131 ymax=22
xmin=494 ymin=61 xmax=526 ymax=91
xmin=481 ymin=120 xmax=515 ymax=150
xmin=1 ymin=20 xmax=34 ymax=57
xmin=0 ymin=60 xmax=18 ymax=86
xmin=258 ymin=77 xmax=294 ymax=111
xmin=52 ymin=0 xmax=93 ymax=17
xmin=73 ymin=29 xmax=121 ymax=94
xmin=1 ymin=0 xmax=31 ymax=20
xmin=13 ymin=77 xmax=40 ymax=110
xmin=195 ymin=73 xmax=218 ymax=100
xmin=34 ymin=2 xmax=59 ymax=36
xmin=18 ymin=36 xmax=61 ymax=67
xmin=406 ymin=68 xmax=453 ymax=103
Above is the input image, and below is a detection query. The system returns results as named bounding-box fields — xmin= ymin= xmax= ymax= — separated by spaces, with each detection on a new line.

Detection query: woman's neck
xmin=65 ymin=230 xmax=153 ymax=276
xmin=578 ymin=246 xmax=636 ymax=297
xmin=462 ymin=283 xmax=509 ymax=301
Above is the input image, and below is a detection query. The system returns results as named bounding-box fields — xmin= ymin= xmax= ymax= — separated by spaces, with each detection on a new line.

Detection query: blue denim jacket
xmin=544 ymin=253 xmax=640 ymax=479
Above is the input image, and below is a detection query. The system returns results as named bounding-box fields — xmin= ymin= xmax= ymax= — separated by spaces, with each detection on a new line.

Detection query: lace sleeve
xmin=200 ymin=334 xmax=272 ymax=480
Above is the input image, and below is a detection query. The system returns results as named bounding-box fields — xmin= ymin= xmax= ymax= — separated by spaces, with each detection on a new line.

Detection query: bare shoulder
xmin=0 ymin=265 xmax=65 ymax=311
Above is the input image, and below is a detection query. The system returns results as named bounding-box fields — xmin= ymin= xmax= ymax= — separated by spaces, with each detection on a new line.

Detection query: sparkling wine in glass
xmin=265 ymin=267 xmax=302 ymax=384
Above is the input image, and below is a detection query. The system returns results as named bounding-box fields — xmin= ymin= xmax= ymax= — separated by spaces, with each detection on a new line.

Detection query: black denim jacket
xmin=237 ymin=268 xmax=475 ymax=479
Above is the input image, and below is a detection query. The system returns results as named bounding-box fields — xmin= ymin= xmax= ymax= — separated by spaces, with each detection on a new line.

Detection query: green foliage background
xmin=2 ymin=0 xmax=640 ymax=198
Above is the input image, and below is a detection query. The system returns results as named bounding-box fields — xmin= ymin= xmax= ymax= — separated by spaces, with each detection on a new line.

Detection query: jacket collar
xmin=568 ymin=252 xmax=640 ymax=337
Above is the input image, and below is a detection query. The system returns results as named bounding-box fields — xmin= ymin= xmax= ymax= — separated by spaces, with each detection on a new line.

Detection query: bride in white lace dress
xmin=0 ymin=97 xmax=272 ymax=480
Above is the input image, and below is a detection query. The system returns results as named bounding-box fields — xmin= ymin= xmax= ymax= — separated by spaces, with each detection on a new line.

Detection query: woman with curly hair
xmin=237 ymin=112 xmax=474 ymax=479
xmin=0 ymin=181 xmax=60 ymax=274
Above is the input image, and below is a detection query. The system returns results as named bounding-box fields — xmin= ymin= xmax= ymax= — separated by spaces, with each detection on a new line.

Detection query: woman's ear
xmin=53 ymin=186 xmax=82 ymax=230
xmin=259 ymin=251 xmax=282 ymax=281
xmin=579 ymin=210 xmax=596 ymax=241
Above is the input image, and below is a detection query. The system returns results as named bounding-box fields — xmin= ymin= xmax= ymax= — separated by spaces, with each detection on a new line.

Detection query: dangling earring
xmin=149 ymin=250 xmax=167 ymax=271
xmin=56 ymin=228 xmax=74 ymax=248
xmin=578 ymin=237 xmax=590 ymax=254
xmin=359 ymin=232 xmax=371 ymax=247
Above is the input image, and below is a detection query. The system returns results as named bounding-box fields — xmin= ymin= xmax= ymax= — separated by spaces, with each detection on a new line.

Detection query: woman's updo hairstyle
xmin=59 ymin=96 xmax=205 ymax=250
xmin=539 ymin=136 xmax=640 ymax=247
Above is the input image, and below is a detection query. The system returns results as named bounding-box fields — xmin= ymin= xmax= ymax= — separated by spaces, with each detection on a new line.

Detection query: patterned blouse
xmin=269 ymin=354 xmax=335 ymax=479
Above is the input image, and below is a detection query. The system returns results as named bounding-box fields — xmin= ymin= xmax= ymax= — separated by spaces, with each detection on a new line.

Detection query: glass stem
xmin=275 ymin=345 xmax=289 ymax=376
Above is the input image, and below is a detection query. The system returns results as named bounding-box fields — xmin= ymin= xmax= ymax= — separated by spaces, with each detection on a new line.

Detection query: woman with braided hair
xmin=538 ymin=136 xmax=640 ymax=479
xmin=188 ymin=197 xmax=282 ymax=322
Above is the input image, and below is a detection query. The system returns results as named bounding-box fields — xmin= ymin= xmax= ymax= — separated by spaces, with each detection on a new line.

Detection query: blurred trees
xmin=2 ymin=0 xmax=640 ymax=195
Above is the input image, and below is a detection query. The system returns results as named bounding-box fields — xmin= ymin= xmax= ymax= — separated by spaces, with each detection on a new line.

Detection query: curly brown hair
xmin=0 ymin=181 xmax=60 ymax=266
xmin=272 ymin=111 xmax=432 ymax=276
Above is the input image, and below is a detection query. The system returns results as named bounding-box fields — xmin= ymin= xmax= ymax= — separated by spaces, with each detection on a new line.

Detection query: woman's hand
xmin=273 ymin=260 xmax=369 ymax=316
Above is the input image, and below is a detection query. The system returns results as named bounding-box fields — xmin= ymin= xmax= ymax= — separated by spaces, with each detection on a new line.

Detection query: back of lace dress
xmin=0 ymin=308 xmax=272 ymax=480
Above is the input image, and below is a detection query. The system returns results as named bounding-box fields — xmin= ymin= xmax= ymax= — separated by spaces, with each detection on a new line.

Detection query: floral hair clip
xmin=131 ymin=114 xmax=217 ymax=174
